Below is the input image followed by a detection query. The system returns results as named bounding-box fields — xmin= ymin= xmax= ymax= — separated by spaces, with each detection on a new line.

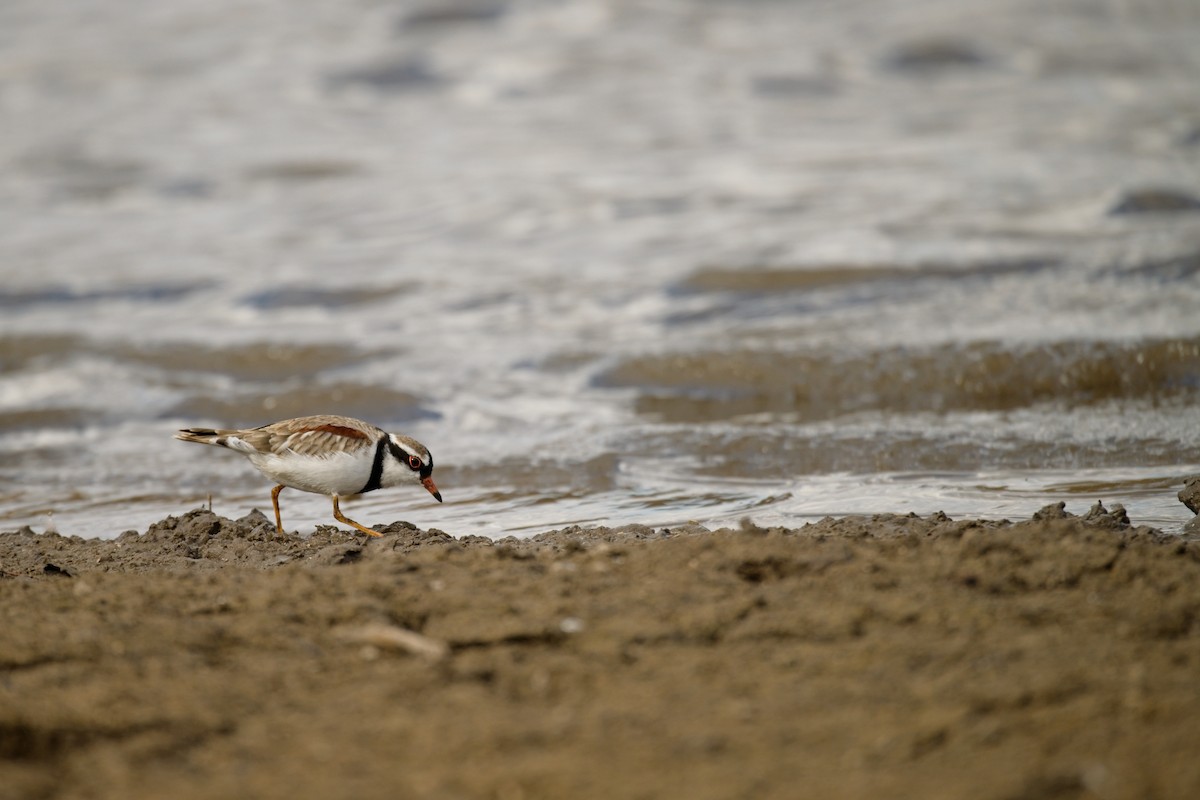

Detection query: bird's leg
xmin=271 ymin=484 xmax=286 ymax=536
xmin=332 ymin=496 xmax=382 ymax=538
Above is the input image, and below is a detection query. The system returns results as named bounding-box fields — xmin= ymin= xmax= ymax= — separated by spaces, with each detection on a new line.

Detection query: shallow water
xmin=2 ymin=0 xmax=1199 ymax=538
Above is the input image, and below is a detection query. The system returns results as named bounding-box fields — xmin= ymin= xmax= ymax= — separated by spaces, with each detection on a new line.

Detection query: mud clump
xmin=1178 ymin=475 xmax=1200 ymax=515
xmin=2 ymin=508 xmax=1199 ymax=799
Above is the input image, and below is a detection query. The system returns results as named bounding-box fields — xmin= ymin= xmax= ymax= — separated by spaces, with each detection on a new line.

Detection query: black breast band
xmin=359 ymin=438 xmax=389 ymax=494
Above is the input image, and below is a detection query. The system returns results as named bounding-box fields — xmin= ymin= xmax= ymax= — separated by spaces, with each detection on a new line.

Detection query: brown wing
xmin=236 ymin=415 xmax=382 ymax=457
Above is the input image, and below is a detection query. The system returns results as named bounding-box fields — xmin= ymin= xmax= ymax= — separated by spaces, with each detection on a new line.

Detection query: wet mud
xmin=3 ymin=505 xmax=1200 ymax=799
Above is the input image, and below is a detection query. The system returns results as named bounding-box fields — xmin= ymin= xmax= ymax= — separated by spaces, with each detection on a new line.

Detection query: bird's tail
xmin=174 ymin=428 xmax=239 ymax=448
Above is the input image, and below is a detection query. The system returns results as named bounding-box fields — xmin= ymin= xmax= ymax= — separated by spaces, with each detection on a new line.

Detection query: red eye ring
xmin=408 ymin=455 xmax=422 ymax=471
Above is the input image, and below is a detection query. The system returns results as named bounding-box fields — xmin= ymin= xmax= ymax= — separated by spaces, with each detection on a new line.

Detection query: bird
xmin=174 ymin=414 xmax=442 ymax=537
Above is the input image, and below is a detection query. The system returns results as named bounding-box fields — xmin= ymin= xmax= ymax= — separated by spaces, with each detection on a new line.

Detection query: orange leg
xmin=271 ymin=484 xmax=286 ymax=535
xmin=332 ymin=496 xmax=382 ymax=538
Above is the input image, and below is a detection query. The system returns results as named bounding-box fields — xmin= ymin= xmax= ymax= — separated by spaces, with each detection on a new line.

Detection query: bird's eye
xmin=407 ymin=455 xmax=422 ymax=471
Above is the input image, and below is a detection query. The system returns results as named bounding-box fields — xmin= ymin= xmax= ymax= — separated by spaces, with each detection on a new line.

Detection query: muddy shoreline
xmin=3 ymin=505 xmax=1200 ymax=799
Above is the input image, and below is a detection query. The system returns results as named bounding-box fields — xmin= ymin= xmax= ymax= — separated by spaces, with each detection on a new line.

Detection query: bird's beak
xmin=422 ymin=476 xmax=443 ymax=503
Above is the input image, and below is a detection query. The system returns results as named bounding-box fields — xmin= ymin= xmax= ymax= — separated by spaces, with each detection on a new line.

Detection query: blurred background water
xmin=2 ymin=0 xmax=1199 ymax=539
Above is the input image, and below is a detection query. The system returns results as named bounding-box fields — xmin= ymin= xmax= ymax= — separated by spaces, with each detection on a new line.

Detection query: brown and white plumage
xmin=174 ymin=414 xmax=442 ymax=537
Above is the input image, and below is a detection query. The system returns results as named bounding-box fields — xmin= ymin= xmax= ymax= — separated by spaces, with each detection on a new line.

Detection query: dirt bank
xmin=2 ymin=504 xmax=1199 ymax=799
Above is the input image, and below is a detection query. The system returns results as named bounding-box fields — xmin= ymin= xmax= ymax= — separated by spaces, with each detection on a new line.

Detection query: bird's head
xmin=382 ymin=434 xmax=442 ymax=502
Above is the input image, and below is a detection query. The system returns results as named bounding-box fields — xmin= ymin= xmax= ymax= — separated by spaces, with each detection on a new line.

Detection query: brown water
xmin=2 ymin=0 xmax=1199 ymax=537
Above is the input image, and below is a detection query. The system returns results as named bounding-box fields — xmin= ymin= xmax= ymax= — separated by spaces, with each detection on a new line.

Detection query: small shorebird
xmin=174 ymin=414 xmax=442 ymax=537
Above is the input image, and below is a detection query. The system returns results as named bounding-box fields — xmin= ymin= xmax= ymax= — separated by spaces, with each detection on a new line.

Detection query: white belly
xmin=247 ymin=450 xmax=373 ymax=497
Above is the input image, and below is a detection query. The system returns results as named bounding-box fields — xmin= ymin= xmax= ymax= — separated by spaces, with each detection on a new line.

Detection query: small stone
xmin=886 ymin=38 xmax=988 ymax=71
xmin=1109 ymin=188 xmax=1200 ymax=215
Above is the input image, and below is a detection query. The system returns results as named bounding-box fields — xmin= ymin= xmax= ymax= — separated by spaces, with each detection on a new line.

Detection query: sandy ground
xmin=3 ymin=502 xmax=1200 ymax=800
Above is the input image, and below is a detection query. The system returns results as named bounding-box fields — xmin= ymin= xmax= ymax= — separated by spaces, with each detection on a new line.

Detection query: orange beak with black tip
xmin=422 ymin=476 xmax=443 ymax=502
